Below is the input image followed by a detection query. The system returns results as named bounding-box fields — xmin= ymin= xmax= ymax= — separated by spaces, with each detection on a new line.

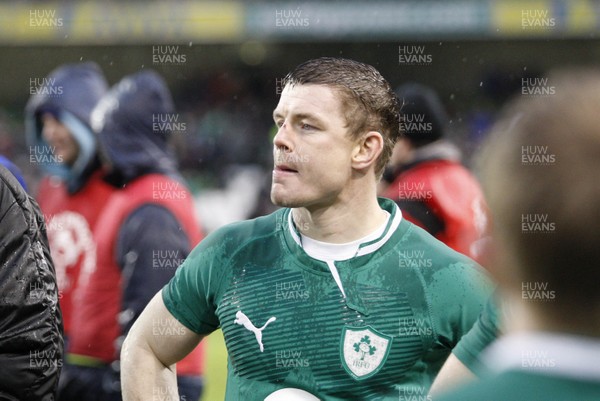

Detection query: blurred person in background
xmin=382 ymin=83 xmax=489 ymax=264
xmin=120 ymin=57 xmax=492 ymax=401
xmin=437 ymin=71 xmax=600 ymax=400
xmin=0 ymin=164 xmax=63 ymax=400
xmin=60 ymin=70 xmax=205 ymax=401
xmin=25 ymin=61 xmax=112 ymax=349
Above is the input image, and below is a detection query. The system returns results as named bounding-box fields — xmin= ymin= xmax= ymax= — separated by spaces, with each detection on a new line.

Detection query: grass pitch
xmin=199 ymin=329 xmax=228 ymax=401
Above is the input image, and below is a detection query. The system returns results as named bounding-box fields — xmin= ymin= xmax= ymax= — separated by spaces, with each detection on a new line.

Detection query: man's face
xmin=41 ymin=113 xmax=79 ymax=166
xmin=270 ymin=84 xmax=358 ymax=209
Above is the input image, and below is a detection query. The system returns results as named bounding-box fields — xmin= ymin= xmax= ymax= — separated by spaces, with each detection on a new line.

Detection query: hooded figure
xmin=63 ymin=70 xmax=205 ymax=401
xmin=26 ymin=62 xmax=108 ymax=193
xmin=24 ymin=62 xmax=113 ymax=344
xmin=0 ymin=164 xmax=63 ymax=400
xmin=383 ymin=83 xmax=490 ymax=263
xmin=91 ymin=69 xmax=180 ymax=187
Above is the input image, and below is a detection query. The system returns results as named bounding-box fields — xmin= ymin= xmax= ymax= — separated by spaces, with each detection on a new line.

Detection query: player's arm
xmin=121 ymin=291 xmax=202 ymax=401
xmin=429 ymin=353 xmax=475 ymax=396
xmin=429 ymin=294 xmax=500 ymax=396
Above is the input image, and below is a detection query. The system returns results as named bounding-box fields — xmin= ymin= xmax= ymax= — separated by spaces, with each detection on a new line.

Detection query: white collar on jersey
xmin=299 ymin=210 xmax=391 ymax=262
xmin=483 ymin=331 xmax=600 ymax=381
xmin=287 ymin=202 xmax=402 ymax=261
xmin=287 ymin=203 xmax=403 ymax=298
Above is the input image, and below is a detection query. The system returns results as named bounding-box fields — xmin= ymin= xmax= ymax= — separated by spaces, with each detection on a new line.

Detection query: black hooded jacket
xmin=92 ymin=69 xmax=180 ymax=187
xmin=90 ymin=70 xmax=195 ymax=364
xmin=0 ymin=165 xmax=64 ymax=400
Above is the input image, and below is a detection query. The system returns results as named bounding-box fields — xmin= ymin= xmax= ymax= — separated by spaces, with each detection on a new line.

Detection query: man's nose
xmin=273 ymin=122 xmax=292 ymax=152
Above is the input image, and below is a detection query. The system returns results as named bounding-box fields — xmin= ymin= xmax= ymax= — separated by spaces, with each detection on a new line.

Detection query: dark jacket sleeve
xmin=115 ymin=204 xmax=191 ymax=346
xmin=0 ymin=165 xmax=64 ymax=401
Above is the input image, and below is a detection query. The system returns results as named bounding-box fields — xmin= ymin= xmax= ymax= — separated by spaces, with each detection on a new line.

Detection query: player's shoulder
xmin=402 ymin=220 xmax=475 ymax=266
xmin=217 ymin=208 xmax=282 ymax=241
xmin=400 ymin=220 xmax=491 ymax=291
xmin=191 ymin=208 xmax=284 ymax=257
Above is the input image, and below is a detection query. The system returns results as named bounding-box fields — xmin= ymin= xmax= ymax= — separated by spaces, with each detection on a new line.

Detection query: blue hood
xmin=91 ymin=69 xmax=179 ymax=186
xmin=25 ymin=62 xmax=108 ymax=193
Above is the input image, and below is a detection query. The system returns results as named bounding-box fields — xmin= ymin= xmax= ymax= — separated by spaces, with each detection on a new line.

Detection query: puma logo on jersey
xmin=234 ymin=310 xmax=276 ymax=352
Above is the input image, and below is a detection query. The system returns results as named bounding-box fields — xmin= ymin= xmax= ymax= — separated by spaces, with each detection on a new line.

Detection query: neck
xmin=292 ymin=183 xmax=387 ymax=243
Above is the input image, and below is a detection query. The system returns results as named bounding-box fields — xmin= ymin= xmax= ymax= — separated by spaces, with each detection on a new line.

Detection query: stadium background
xmin=1 ymin=1 xmax=598 ymax=400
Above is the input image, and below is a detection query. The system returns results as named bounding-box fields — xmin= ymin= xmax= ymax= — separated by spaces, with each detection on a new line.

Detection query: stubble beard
xmin=270 ymin=187 xmax=299 ymax=208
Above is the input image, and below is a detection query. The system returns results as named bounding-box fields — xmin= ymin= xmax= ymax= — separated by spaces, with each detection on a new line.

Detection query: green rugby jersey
xmin=163 ymin=198 xmax=493 ymax=400
xmin=452 ymin=294 xmax=500 ymax=375
xmin=435 ymin=370 xmax=600 ymax=401
xmin=437 ymin=333 xmax=600 ymax=401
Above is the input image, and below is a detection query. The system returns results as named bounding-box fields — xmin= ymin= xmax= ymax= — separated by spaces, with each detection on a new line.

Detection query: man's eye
xmin=300 ymin=123 xmax=315 ymax=130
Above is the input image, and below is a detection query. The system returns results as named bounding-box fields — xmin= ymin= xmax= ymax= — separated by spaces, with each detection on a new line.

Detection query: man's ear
xmin=351 ymin=131 xmax=384 ymax=171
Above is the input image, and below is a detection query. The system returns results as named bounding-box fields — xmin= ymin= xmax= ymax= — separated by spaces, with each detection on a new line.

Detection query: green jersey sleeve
xmin=425 ymin=252 xmax=494 ymax=350
xmin=452 ymin=294 xmax=500 ymax=374
xmin=162 ymin=226 xmax=231 ymax=335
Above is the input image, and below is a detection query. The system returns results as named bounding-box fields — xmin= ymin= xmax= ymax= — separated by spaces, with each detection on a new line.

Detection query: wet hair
xmin=283 ymin=57 xmax=401 ymax=178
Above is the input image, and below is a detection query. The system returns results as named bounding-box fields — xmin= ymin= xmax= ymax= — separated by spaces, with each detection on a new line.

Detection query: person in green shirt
xmin=120 ymin=57 xmax=492 ymax=401
xmin=429 ymin=293 xmax=501 ymax=395
xmin=436 ymin=71 xmax=600 ymax=401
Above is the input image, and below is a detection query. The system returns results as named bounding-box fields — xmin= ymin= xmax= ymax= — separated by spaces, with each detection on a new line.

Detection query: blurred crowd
xmin=0 ymin=64 xmax=530 ymax=232
xmin=1 ymin=68 xmax=277 ymax=230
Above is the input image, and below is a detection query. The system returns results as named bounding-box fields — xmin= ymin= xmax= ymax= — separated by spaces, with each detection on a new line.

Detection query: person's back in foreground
xmin=0 ymin=165 xmax=63 ymax=400
xmin=121 ymin=57 xmax=492 ymax=401
xmin=436 ymin=71 xmax=600 ymax=401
